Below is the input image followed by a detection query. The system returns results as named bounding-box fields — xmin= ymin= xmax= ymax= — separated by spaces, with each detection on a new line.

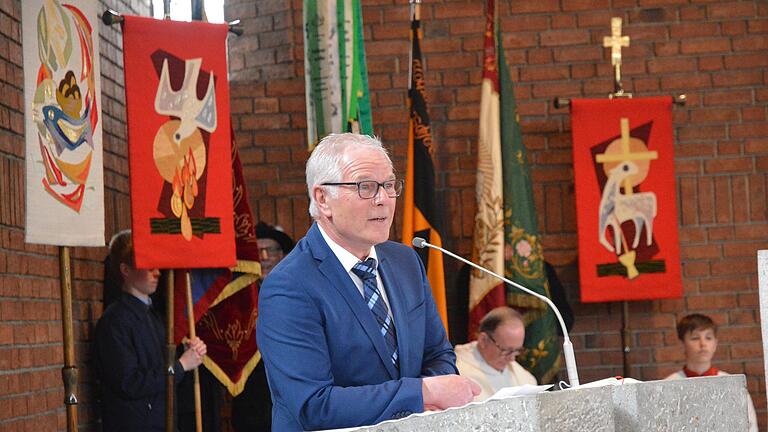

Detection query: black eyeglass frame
xmin=484 ymin=331 xmax=526 ymax=357
xmin=320 ymin=179 xmax=405 ymax=199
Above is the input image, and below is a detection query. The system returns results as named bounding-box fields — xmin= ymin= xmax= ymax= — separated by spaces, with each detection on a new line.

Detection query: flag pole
xmin=185 ymin=271 xmax=203 ymax=432
xmin=186 ymin=4 xmax=204 ymax=430
xmin=165 ymin=270 xmax=175 ymax=432
xmin=59 ymin=246 xmax=78 ymax=431
xmin=162 ymin=2 xmax=175 ymax=429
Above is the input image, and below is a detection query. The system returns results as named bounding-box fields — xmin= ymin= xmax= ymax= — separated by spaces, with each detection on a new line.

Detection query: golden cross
xmin=603 ymin=17 xmax=629 ymax=66
xmin=595 ymin=118 xmax=658 ymax=196
xmin=603 ymin=17 xmax=630 ymax=92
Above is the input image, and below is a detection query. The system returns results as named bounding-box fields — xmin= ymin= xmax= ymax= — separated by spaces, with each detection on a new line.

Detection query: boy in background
xmin=664 ymin=313 xmax=757 ymax=432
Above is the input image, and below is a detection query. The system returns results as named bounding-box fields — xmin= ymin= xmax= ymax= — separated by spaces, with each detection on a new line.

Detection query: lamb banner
xmin=571 ymin=97 xmax=682 ymax=302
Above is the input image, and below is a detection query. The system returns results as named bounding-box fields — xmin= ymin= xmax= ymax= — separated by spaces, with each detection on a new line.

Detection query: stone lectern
xmin=334 ymin=375 xmax=749 ymax=432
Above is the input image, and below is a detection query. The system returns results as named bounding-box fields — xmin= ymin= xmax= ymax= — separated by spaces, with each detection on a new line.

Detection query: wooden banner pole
xmin=165 ymin=270 xmax=176 ymax=432
xmin=185 ymin=271 xmax=203 ymax=432
xmin=59 ymin=246 xmax=78 ymax=431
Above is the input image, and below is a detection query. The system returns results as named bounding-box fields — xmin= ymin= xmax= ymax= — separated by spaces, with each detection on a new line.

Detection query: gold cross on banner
xmin=595 ymin=118 xmax=657 ymax=196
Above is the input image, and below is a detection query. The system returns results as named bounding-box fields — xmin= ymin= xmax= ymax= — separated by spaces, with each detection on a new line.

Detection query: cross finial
xmin=603 ymin=17 xmax=630 ymax=96
xmin=603 ymin=17 xmax=629 ymax=66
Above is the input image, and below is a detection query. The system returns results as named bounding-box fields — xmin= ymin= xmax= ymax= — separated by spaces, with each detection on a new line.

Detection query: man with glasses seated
xmin=456 ymin=307 xmax=537 ymax=401
xmin=257 ymin=133 xmax=479 ymax=431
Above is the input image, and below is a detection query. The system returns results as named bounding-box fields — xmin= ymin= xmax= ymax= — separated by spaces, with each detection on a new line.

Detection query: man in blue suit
xmin=257 ymin=133 xmax=480 ymax=431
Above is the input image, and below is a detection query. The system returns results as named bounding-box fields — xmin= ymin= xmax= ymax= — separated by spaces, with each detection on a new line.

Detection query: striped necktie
xmin=351 ymin=258 xmax=399 ymax=369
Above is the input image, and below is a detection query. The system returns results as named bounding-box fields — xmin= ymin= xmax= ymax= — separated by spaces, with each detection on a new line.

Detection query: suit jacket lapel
xmin=308 ymin=224 xmax=398 ymax=379
xmin=377 ymin=249 xmax=409 ymax=378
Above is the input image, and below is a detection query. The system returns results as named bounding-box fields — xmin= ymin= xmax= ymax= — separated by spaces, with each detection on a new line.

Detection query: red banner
xmin=122 ymin=16 xmax=235 ymax=269
xmin=571 ymin=97 xmax=682 ymax=302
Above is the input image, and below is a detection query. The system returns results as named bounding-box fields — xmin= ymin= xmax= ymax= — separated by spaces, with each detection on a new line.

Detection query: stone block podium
xmin=340 ymin=375 xmax=748 ymax=432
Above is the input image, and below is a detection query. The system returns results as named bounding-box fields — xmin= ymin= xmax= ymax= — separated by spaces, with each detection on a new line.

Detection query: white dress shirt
xmin=318 ymin=225 xmax=394 ymax=319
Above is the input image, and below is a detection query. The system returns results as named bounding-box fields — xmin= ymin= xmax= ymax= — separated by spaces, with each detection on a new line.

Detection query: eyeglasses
xmin=485 ymin=332 xmax=526 ymax=357
xmin=320 ymin=179 xmax=404 ymax=199
xmin=259 ymin=246 xmax=283 ymax=258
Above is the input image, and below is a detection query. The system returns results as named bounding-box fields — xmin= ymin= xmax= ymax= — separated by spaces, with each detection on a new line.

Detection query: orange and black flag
xmin=401 ymin=2 xmax=448 ymax=334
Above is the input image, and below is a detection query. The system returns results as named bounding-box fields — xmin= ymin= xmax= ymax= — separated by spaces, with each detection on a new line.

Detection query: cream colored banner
xmin=23 ymin=0 xmax=104 ymax=246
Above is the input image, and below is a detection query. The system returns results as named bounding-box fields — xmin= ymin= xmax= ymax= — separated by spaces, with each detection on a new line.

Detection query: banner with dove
xmin=23 ymin=0 xmax=104 ymax=246
xmin=571 ymin=97 xmax=682 ymax=302
xmin=122 ymin=16 xmax=235 ymax=269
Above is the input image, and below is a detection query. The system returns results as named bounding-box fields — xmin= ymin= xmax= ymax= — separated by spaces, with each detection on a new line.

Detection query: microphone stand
xmin=413 ymin=237 xmax=579 ymax=388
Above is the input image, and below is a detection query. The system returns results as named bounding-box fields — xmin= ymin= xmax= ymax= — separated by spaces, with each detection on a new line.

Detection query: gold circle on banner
xmin=601 ymin=137 xmax=651 ymax=187
xmin=153 ymin=120 xmax=206 ymax=183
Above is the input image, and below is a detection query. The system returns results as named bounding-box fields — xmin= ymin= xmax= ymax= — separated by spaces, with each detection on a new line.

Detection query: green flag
xmin=497 ymin=13 xmax=562 ymax=384
xmin=303 ymin=0 xmax=373 ymax=151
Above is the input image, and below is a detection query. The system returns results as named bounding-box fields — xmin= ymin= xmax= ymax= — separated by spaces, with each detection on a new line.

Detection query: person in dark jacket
xmin=94 ymin=230 xmax=207 ymax=432
xmin=231 ymin=222 xmax=295 ymax=432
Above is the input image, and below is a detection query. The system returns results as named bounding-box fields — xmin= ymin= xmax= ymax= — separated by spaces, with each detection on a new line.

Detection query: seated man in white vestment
xmin=663 ymin=313 xmax=758 ymax=432
xmin=455 ymin=307 xmax=536 ymax=402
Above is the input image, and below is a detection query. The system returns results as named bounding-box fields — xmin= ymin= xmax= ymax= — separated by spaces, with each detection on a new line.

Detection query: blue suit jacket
xmin=257 ymin=223 xmax=457 ymax=431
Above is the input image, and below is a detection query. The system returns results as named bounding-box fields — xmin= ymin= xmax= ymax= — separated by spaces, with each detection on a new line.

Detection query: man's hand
xmin=421 ymin=375 xmax=481 ymax=411
xmin=179 ymin=337 xmax=207 ymax=371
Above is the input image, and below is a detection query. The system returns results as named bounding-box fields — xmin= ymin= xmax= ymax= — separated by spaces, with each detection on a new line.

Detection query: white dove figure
xmin=154 ymin=57 xmax=217 ymax=143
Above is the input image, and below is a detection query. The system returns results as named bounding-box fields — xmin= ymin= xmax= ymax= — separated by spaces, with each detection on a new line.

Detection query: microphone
xmin=412 ymin=237 xmax=580 ymax=388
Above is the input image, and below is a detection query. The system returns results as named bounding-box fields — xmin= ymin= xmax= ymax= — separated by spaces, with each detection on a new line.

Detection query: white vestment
xmin=664 ymin=369 xmax=758 ymax=432
xmin=455 ymin=341 xmax=537 ymax=402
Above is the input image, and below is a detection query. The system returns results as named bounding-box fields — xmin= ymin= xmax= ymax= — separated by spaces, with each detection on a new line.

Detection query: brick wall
xmin=227 ymin=0 xmax=768 ymax=428
xmin=1 ymin=0 xmax=766 ymax=430
xmin=0 ymin=1 xmax=150 ymax=430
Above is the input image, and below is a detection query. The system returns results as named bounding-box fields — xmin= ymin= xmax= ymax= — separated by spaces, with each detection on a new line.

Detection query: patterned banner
xmin=469 ymin=0 xmax=561 ymax=384
xmin=23 ymin=0 xmax=104 ymax=246
xmin=401 ymin=8 xmax=448 ymax=333
xmin=121 ymin=16 xmax=235 ymax=269
xmin=571 ymin=97 xmax=682 ymax=302
xmin=303 ymin=0 xmax=373 ymax=150
xmin=174 ymin=137 xmax=262 ymax=396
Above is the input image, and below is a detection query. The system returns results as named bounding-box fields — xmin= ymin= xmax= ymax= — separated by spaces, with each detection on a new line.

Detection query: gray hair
xmin=478 ymin=307 xmax=525 ymax=336
xmin=306 ymin=133 xmax=392 ymax=218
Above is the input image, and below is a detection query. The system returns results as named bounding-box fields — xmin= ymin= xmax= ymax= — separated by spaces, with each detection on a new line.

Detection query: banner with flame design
xmin=122 ymin=16 xmax=235 ymax=269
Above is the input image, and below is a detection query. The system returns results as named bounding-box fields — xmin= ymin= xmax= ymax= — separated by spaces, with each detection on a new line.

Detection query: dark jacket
xmin=94 ymin=292 xmax=185 ymax=432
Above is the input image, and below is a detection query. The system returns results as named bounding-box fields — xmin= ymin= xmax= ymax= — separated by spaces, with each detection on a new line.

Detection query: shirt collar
xmin=317 ymin=223 xmax=378 ymax=272
xmin=471 ymin=340 xmax=509 ymax=375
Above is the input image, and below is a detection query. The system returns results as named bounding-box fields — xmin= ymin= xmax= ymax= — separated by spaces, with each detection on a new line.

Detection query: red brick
xmin=698 ymin=56 xmax=724 ymax=71
xmin=648 ymin=57 xmax=698 ymax=74
xmin=509 ymin=0 xmax=560 ymax=13
xmin=541 ymin=30 xmax=591 ymax=47
xmin=708 ymin=2 xmax=756 ymax=18
xmin=703 ymin=89 xmax=753 ymax=106
xmin=704 ymin=157 xmax=753 ymax=174
xmin=722 ymin=20 xmax=747 ymax=36
xmin=732 ymin=123 xmax=768 ymax=138
xmin=680 ymin=244 xmax=722 ymax=260
xmin=713 ymin=70 xmax=764 ymax=87
xmin=433 ymin=3 xmax=483 ymax=19
xmin=670 ymin=22 xmax=720 ymax=39
xmin=687 ymin=293 xmax=738 ymax=310
xmin=680 ymin=38 xmax=731 ymax=54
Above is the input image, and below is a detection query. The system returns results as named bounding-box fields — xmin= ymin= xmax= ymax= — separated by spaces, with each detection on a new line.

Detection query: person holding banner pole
xmin=94 ymin=230 xmax=207 ymax=432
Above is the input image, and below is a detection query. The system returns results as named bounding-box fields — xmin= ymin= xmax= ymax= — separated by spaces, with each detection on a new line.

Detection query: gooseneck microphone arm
xmin=412 ymin=237 xmax=579 ymax=388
